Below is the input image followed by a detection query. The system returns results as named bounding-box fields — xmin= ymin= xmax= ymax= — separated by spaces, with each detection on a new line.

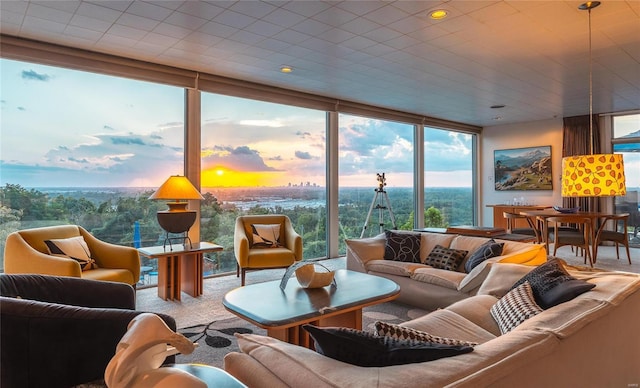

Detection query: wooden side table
xmin=138 ymin=242 xmax=223 ymax=301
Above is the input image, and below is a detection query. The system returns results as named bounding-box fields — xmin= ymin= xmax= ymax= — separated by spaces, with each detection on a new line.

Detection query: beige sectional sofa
xmin=224 ymin=263 xmax=640 ymax=387
xmin=345 ymin=231 xmax=547 ymax=310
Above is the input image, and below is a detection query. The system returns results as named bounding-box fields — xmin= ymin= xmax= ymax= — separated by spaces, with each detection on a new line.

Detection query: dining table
xmin=519 ymin=208 xmax=623 ymax=264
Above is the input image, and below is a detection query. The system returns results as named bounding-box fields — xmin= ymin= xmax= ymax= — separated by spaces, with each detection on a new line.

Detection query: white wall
xmin=481 ymin=118 xmax=564 ymax=226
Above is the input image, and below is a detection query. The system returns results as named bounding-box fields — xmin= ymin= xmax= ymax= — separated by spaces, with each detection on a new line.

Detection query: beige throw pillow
xmin=44 ymin=236 xmax=97 ymax=271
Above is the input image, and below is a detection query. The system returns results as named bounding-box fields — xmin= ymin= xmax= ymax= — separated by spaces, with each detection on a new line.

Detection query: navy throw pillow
xmin=464 ymin=239 xmax=504 ymax=273
xmin=303 ymin=324 xmax=473 ymax=367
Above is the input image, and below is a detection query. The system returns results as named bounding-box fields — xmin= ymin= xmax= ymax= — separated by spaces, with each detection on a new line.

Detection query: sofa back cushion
xmin=16 ymin=225 xmax=82 ymax=255
xmin=400 ymin=309 xmax=497 ymax=344
xmin=419 ymin=233 xmax=456 ymax=262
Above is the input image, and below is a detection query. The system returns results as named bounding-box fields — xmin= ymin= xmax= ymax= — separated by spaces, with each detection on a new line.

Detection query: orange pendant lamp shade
xmin=561 ymin=154 xmax=626 ymax=197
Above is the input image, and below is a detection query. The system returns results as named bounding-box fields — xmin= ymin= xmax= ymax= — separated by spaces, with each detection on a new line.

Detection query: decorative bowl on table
xmin=295 ymin=263 xmax=335 ymax=288
xmin=552 ymin=206 xmax=580 ymax=214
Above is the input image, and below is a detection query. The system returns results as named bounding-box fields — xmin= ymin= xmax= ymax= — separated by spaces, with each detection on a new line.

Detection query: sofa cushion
xmin=411 ymin=268 xmax=465 ymax=290
xmin=383 ymin=230 xmax=421 ymax=263
xmin=302 ymin=324 xmax=473 ymax=367
xmin=345 ymin=234 xmax=386 ymax=265
xmin=490 ymin=282 xmax=543 ymax=334
xmin=44 ymin=236 xmax=96 ymax=271
xmin=419 ymin=233 xmax=457 ymax=262
xmin=374 ymin=321 xmax=478 ymax=346
xmin=464 ymin=239 xmax=504 ymax=273
xmin=477 ymin=263 xmax=534 ymax=298
xmin=401 ymin=309 xmax=497 ymax=344
xmin=445 ymin=295 xmax=501 ymax=337
xmin=366 ymin=260 xmax=427 ymax=277
xmin=510 ymin=258 xmax=595 ymax=309
xmin=425 ymin=245 xmax=468 ymax=271
xmin=251 ymin=224 xmax=282 ymax=248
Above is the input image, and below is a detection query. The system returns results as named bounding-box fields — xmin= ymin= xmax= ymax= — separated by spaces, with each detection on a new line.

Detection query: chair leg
xmin=625 ymin=243 xmax=632 ymax=265
xmin=237 ymin=263 xmax=240 ymax=277
xmin=615 ymin=243 xmax=620 ymax=260
xmin=241 ymin=268 xmax=246 ymax=286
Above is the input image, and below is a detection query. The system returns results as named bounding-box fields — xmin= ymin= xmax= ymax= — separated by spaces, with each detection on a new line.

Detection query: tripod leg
xmin=383 ymin=192 xmax=398 ymax=230
xmin=361 ymin=191 xmax=380 ymax=238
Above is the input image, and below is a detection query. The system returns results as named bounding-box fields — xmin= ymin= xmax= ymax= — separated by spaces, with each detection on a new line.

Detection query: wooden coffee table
xmin=223 ymin=269 xmax=400 ymax=348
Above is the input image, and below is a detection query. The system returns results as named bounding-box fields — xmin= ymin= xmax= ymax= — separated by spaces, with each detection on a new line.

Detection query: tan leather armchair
xmin=4 ymin=225 xmax=140 ymax=286
xmin=234 ymin=215 xmax=302 ymax=286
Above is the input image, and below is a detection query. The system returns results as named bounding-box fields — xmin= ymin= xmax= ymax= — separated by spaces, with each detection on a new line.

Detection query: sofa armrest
xmin=0 ymin=297 xmax=176 ymax=388
xmin=283 ymin=217 xmax=303 ymax=261
xmin=80 ymin=227 xmax=140 ymax=281
xmin=0 ymin=274 xmax=136 ymax=309
xmin=345 ymin=234 xmax=386 ymax=273
xmin=234 ymin=218 xmax=250 ymax=267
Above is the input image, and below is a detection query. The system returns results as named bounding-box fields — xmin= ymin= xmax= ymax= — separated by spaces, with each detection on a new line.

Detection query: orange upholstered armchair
xmin=4 ymin=225 xmax=140 ymax=286
xmin=234 ymin=215 xmax=302 ymax=286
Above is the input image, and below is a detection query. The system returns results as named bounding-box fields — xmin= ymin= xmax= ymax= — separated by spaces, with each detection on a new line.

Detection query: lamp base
xmin=156 ymin=210 xmax=197 ymax=234
xmin=156 ymin=210 xmax=197 ymax=251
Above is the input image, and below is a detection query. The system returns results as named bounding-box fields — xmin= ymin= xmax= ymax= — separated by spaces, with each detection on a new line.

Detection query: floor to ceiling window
xmin=0 ymin=47 xmax=481 ymax=279
xmin=199 ymin=93 xmax=327 ymax=271
xmin=424 ymin=127 xmax=475 ymax=227
xmin=337 ymin=114 xmax=415 ymax=252
xmin=612 ymin=113 xmax=640 ymax=247
xmin=0 ymin=58 xmax=185 ymax=284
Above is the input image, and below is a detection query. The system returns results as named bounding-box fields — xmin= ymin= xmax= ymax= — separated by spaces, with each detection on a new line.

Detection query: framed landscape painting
xmin=494 ymin=146 xmax=552 ymax=191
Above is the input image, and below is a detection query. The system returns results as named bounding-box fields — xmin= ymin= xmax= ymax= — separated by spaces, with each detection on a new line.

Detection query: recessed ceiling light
xmin=493 ymin=116 xmax=503 ymax=121
xmin=280 ymin=66 xmax=293 ymax=73
xmin=429 ymin=9 xmax=448 ymax=20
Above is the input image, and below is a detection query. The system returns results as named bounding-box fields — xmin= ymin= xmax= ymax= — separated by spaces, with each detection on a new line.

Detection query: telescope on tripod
xmin=360 ymin=173 xmax=397 ymax=238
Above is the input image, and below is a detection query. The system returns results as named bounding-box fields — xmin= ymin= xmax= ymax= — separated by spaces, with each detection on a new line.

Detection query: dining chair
xmin=594 ymin=213 xmax=631 ymax=264
xmin=546 ymin=216 xmax=593 ymax=267
xmin=502 ymin=212 xmax=541 ymax=243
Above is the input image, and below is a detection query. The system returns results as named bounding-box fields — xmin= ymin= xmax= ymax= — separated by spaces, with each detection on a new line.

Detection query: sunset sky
xmin=1 ymin=58 xmax=636 ymax=190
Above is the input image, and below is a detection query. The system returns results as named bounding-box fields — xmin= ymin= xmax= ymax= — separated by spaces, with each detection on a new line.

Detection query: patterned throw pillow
xmin=44 ymin=236 xmax=97 ymax=271
xmin=510 ymin=258 xmax=595 ymax=309
xmin=490 ymin=282 xmax=543 ymax=334
xmin=464 ymin=239 xmax=504 ymax=273
xmin=425 ymin=245 xmax=468 ymax=271
xmin=251 ymin=224 xmax=282 ymax=248
xmin=302 ymin=324 xmax=473 ymax=367
xmin=374 ymin=321 xmax=478 ymax=347
xmin=383 ymin=230 xmax=421 ymax=263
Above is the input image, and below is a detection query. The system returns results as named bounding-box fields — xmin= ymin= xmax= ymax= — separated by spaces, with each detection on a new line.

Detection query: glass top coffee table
xmin=223 ymin=269 xmax=400 ymax=348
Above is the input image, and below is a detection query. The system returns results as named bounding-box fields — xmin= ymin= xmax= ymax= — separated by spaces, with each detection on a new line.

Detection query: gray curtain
xmin=562 ymin=114 xmax=601 ymax=212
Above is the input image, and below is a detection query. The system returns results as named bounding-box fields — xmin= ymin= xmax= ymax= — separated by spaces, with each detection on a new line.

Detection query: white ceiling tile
xmin=116 ymin=12 xmax=160 ymax=31
xmin=213 ymin=9 xmax=257 ymax=29
xmin=262 ymin=8 xmax=305 ymax=28
xmin=177 ymin=2 xmax=224 ymax=20
xmin=22 ymin=15 xmax=66 ymax=33
xmin=244 ymin=20 xmax=286 ymax=38
xmin=164 ymin=11 xmax=208 ymax=30
xmin=230 ymin=1 xmax=279 ymax=19
xmin=86 ymin=1 xmax=132 ymax=13
xmin=69 ymin=14 xmax=113 ymax=33
xmin=153 ymin=22 xmax=192 ymax=39
xmin=198 ymin=20 xmax=237 ymax=38
xmin=26 ymin=3 xmax=74 ymax=24
xmin=63 ymin=24 xmax=103 ymax=41
xmin=125 ymin=1 xmax=173 ymax=21
xmin=227 ymin=29 xmax=264 ymax=46
xmin=76 ymin=2 xmax=122 ymax=23
xmin=108 ymin=24 xmax=147 ymax=40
